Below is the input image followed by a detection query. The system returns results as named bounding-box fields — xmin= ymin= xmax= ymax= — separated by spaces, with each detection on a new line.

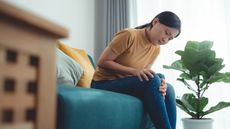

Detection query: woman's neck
xmin=145 ymin=27 xmax=157 ymax=45
xmin=145 ymin=28 xmax=151 ymax=42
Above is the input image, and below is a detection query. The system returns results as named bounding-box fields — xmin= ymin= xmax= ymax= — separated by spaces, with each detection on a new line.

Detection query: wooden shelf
xmin=0 ymin=1 xmax=68 ymax=129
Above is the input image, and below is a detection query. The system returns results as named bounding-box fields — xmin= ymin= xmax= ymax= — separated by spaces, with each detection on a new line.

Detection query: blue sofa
xmin=56 ymin=53 xmax=156 ymax=129
xmin=56 ymin=85 xmax=155 ymax=129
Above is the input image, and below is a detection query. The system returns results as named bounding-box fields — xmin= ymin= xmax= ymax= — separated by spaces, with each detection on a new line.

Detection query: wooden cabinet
xmin=0 ymin=1 xmax=68 ymax=129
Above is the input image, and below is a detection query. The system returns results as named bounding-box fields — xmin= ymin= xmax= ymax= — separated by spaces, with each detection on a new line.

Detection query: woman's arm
xmin=97 ymin=47 xmax=135 ymax=75
xmin=97 ymin=47 xmax=155 ymax=81
xmin=98 ymin=46 xmax=167 ymax=96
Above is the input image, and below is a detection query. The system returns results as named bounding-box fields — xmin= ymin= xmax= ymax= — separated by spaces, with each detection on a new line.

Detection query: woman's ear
xmin=152 ymin=18 xmax=159 ymax=26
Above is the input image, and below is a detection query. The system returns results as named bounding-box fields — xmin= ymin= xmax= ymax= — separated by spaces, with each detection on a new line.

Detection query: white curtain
xmin=94 ymin=0 xmax=137 ymax=61
xmin=136 ymin=0 xmax=230 ymax=129
xmin=105 ymin=0 xmax=137 ymax=45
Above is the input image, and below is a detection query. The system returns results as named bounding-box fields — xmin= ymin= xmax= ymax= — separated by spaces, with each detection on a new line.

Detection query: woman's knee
xmin=143 ymin=74 xmax=161 ymax=88
xmin=166 ymin=83 xmax=175 ymax=97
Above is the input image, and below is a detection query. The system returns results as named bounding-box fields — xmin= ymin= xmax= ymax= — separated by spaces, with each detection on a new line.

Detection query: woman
xmin=91 ymin=11 xmax=181 ymax=129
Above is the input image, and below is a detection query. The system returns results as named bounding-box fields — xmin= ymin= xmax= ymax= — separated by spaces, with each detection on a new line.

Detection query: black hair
xmin=135 ymin=11 xmax=181 ymax=37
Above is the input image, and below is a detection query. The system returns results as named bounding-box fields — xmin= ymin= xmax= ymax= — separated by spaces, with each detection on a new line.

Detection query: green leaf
xmin=198 ymin=97 xmax=208 ymax=112
xmin=180 ymin=94 xmax=197 ymax=112
xmin=200 ymin=40 xmax=213 ymax=50
xmin=175 ymin=50 xmax=184 ymax=56
xmin=207 ymin=58 xmax=225 ymax=76
xmin=180 ymin=94 xmax=208 ymax=114
xmin=202 ymin=102 xmax=230 ymax=116
xmin=163 ymin=60 xmax=187 ymax=72
xmin=180 ymin=73 xmax=192 ymax=80
xmin=185 ymin=40 xmax=213 ymax=51
xmin=182 ymin=50 xmax=214 ymax=75
xmin=176 ymin=99 xmax=196 ymax=117
xmin=200 ymin=71 xmax=208 ymax=83
xmin=208 ymin=72 xmax=230 ymax=83
xmin=180 ymin=41 xmax=214 ymax=76
xmin=222 ymin=72 xmax=230 ymax=83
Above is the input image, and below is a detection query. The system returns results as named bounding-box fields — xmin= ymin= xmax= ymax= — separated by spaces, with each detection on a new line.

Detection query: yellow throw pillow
xmin=58 ymin=41 xmax=95 ymax=88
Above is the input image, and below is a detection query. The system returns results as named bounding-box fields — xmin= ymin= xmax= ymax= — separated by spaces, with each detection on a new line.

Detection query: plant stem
xmin=201 ymin=83 xmax=209 ymax=97
xmin=196 ymin=75 xmax=201 ymax=118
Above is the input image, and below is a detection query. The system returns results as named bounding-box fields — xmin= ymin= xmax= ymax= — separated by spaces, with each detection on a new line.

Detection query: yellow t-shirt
xmin=93 ymin=28 xmax=160 ymax=81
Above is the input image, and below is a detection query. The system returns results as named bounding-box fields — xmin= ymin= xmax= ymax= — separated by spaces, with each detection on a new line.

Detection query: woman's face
xmin=148 ymin=18 xmax=179 ymax=45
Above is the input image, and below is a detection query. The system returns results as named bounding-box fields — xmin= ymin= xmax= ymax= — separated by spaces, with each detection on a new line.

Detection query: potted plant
xmin=163 ymin=40 xmax=230 ymax=129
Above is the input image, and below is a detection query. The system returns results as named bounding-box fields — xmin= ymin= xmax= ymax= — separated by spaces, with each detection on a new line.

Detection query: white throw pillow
xmin=56 ymin=48 xmax=84 ymax=86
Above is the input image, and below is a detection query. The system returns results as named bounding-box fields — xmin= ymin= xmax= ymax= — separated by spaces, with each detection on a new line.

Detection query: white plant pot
xmin=182 ymin=118 xmax=214 ymax=129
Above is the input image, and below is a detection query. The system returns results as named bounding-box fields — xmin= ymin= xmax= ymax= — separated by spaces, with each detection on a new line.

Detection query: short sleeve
xmin=108 ymin=29 xmax=134 ymax=56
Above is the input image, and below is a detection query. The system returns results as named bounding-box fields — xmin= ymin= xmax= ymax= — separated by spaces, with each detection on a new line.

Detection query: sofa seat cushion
xmin=57 ymin=85 xmax=146 ymax=129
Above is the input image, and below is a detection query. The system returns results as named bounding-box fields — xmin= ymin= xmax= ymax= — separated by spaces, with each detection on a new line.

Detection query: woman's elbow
xmin=97 ymin=60 xmax=111 ymax=68
xmin=97 ymin=61 xmax=103 ymax=68
xmin=97 ymin=59 xmax=106 ymax=68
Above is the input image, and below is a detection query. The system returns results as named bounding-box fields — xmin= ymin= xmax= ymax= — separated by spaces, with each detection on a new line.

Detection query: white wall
xmin=6 ymin=0 xmax=96 ymax=58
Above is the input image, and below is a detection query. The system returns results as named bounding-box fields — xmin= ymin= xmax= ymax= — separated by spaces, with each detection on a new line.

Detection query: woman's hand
xmin=132 ymin=68 xmax=155 ymax=82
xmin=133 ymin=68 xmax=167 ymax=96
xmin=159 ymin=79 xmax=167 ymax=96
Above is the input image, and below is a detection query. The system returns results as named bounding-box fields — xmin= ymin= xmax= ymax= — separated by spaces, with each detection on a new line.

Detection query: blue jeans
xmin=91 ymin=74 xmax=176 ymax=129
